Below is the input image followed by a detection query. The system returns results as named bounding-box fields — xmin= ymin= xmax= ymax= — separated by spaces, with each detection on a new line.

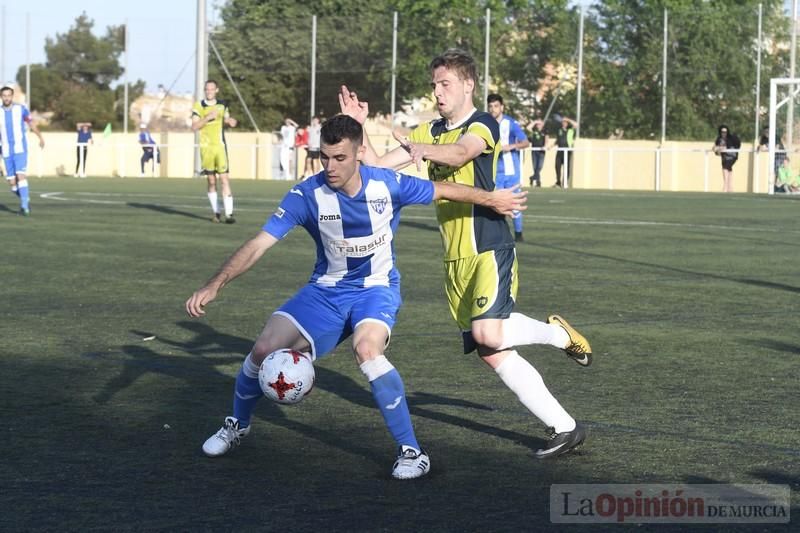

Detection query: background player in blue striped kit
xmin=1 ymin=86 xmax=45 ymax=216
xmin=185 ymin=115 xmax=525 ymax=479
xmin=487 ymin=93 xmax=529 ymax=242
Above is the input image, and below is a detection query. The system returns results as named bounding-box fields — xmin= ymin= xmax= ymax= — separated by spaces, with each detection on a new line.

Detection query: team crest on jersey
xmin=369 ymin=197 xmax=388 ymax=214
xmin=476 ymin=296 xmax=488 ymax=308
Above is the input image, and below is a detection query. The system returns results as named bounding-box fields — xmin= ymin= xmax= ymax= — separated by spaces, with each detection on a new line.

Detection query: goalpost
xmin=767 ymin=78 xmax=800 ymax=195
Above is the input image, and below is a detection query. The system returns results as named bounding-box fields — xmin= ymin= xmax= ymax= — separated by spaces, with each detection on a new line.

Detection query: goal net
xmin=767 ymin=78 xmax=800 ymax=195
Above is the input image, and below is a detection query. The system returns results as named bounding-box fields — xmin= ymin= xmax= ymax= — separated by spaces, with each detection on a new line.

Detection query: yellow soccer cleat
xmin=547 ymin=315 xmax=592 ymax=367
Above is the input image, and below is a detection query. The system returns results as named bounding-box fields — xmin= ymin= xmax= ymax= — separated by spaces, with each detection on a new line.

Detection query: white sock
xmin=242 ymin=352 xmax=259 ymax=379
xmin=494 ymin=351 xmax=576 ymax=432
xmin=207 ymin=192 xmax=219 ymax=214
xmin=500 ymin=312 xmax=569 ymax=350
xmin=223 ymin=195 xmax=234 ymax=217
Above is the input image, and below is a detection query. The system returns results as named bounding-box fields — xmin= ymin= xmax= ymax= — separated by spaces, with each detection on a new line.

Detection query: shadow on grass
xmin=90 ymin=320 xmax=546 ymax=452
xmin=127 ymin=201 xmax=208 ymax=221
xmin=748 ymin=469 xmax=800 ymax=489
xmin=741 ymin=338 xmax=800 ymax=355
xmin=525 ymin=241 xmax=800 ymax=295
xmin=0 ymin=203 xmax=18 ymax=214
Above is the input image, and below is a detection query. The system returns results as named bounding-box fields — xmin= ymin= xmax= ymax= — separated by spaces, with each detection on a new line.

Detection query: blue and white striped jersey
xmin=264 ymin=165 xmax=435 ymax=289
xmin=0 ymin=103 xmax=32 ymax=156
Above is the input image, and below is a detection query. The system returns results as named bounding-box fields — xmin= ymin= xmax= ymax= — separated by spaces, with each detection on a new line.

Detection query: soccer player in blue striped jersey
xmin=186 ymin=115 xmax=525 ymax=479
xmin=487 ymin=93 xmax=529 ymax=242
xmin=1 ymin=86 xmax=45 ymax=216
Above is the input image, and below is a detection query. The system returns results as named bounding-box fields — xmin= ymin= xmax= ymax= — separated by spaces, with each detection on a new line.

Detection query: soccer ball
xmin=258 ymin=349 xmax=315 ymax=405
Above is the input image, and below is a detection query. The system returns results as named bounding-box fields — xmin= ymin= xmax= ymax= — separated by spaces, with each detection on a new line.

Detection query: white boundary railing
xmin=21 ymin=140 xmax=790 ymax=193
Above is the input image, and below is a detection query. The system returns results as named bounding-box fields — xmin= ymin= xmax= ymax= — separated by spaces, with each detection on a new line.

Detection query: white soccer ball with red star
xmin=259 ymin=349 xmax=315 ymax=405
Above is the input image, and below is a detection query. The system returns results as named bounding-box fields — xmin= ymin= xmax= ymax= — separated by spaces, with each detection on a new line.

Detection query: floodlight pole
xmin=483 ymin=8 xmax=490 ymax=111
xmin=660 ymin=8 xmax=667 ymax=145
xmin=1 ymin=5 xmax=5 ymax=84
xmin=194 ymin=0 xmax=208 ymax=174
xmin=25 ymin=12 xmax=30 ymax=107
xmin=310 ymin=15 xmax=316 ymax=121
xmin=788 ymin=0 xmax=797 ymax=147
xmin=754 ymin=3 xmax=763 ymax=145
xmin=123 ymin=19 xmax=129 ymax=134
xmin=390 ymin=11 xmax=398 ymax=125
xmin=576 ymin=6 xmax=584 ymax=139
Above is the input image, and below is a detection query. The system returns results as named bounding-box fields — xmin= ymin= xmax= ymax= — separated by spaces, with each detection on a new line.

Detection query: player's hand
xmin=338 ymin=85 xmax=369 ymax=124
xmin=226 ymin=117 xmax=238 ymax=128
xmin=185 ymin=285 xmax=219 ymax=317
xmin=488 ymin=187 xmax=527 ymax=216
xmin=501 ymin=144 xmax=512 ymax=153
xmin=393 ymin=130 xmax=426 ymax=171
xmin=39 ymin=138 xmax=45 ymax=149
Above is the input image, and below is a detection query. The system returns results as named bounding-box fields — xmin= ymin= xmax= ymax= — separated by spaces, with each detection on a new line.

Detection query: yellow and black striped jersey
xmin=409 ymin=110 xmax=514 ymax=260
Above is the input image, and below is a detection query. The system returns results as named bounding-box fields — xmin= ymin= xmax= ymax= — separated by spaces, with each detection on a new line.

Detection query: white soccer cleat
xmin=391 ymin=445 xmax=431 ymax=480
xmin=202 ymin=416 xmax=251 ymax=457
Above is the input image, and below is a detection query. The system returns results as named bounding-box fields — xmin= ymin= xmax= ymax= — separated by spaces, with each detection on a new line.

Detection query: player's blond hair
xmin=429 ymin=49 xmax=478 ymax=83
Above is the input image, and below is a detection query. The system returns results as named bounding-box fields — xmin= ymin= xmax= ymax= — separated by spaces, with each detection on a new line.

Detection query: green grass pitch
xmin=1 ymin=178 xmax=798 ymax=531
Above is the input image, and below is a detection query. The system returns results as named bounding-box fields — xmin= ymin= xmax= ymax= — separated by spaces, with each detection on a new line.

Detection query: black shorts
xmin=721 ymin=157 xmax=737 ymax=171
xmin=307 ymin=149 xmax=320 ymax=160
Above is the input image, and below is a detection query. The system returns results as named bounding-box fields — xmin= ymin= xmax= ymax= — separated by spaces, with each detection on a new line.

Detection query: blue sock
xmin=232 ymin=354 xmax=262 ymax=428
xmin=18 ymin=182 xmax=29 ymax=210
xmin=365 ymin=361 xmax=419 ymax=450
xmin=513 ymin=211 xmax=522 ymax=233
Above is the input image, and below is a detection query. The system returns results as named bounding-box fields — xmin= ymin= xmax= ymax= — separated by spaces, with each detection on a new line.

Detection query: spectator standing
xmin=553 ymin=116 xmax=577 ymax=188
xmin=75 ymin=122 xmax=92 ymax=177
xmin=279 ymin=118 xmax=298 ymax=180
xmin=712 ymin=124 xmax=740 ymax=193
xmin=138 ymin=123 xmax=160 ymax=177
xmin=528 ymin=119 xmax=546 ymax=187
xmin=305 ymin=116 xmax=322 ymax=177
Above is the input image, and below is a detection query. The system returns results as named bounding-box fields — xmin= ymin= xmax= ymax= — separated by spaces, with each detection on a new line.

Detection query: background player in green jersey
xmin=192 ymin=79 xmax=238 ymax=223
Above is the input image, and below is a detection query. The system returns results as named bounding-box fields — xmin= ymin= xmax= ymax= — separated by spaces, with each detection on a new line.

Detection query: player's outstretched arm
xmin=338 ymin=85 xmax=413 ymax=170
xmin=397 ymin=131 xmax=485 ymax=170
xmin=432 ymin=181 xmax=527 ymax=216
xmin=186 ymin=231 xmax=278 ymax=317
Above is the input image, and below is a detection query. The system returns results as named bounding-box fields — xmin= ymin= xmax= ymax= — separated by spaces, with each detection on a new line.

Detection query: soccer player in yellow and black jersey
xmin=192 ymin=79 xmax=238 ymax=223
xmin=340 ymin=49 xmax=593 ymax=459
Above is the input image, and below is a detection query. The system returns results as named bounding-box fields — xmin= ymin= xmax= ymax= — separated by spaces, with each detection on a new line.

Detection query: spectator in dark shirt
xmin=528 ymin=119 xmax=546 ymax=187
xmin=712 ymin=124 xmax=740 ymax=193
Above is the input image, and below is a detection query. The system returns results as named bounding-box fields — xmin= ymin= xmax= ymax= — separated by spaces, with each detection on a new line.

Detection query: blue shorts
xmin=274 ymin=284 xmax=401 ymax=360
xmin=4 ymin=153 xmax=28 ymax=178
xmin=496 ymin=172 xmax=520 ymax=190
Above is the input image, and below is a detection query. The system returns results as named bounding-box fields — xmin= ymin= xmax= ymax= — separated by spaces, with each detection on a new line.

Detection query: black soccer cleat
xmin=211 ymin=213 xmax=222 ymax=223
xmin=534 ymin=424 xmax=586 ymax=459
xmin=224 ymin=215 xmax=236 ymax=224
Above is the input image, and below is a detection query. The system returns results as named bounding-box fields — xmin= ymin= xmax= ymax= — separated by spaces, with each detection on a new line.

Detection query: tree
xmin=44 ymin=13 xmax=124 ymax=89
xmin=581 ymin=0 xmax=789 ymax=140
xmin=17 ymin=13 xmax=144 ymax=130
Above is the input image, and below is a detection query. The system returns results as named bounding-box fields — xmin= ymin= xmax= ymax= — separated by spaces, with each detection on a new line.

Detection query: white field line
xmin=38 ymin=191 xmax=797 ymax=234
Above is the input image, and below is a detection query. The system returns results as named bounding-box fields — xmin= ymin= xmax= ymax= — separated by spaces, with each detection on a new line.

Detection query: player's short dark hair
xmin=320 ymin=115 xmax=363 ymax=147
xmin=430 ymin=48 xmax=478 ymax=83
xmin=205 ymin=79 xmax=218 ymax=88
xmin=0 ymin=86 xmax=13 ymax=94
xmin=487 ymin=93 xmax=503 ymax=105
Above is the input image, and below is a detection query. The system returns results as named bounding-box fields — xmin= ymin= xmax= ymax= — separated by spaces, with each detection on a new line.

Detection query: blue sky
xmin=1 ymin=0 xmax=218 ymax=94
xmin=0 ymin=0 xmax=790 ymax=97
